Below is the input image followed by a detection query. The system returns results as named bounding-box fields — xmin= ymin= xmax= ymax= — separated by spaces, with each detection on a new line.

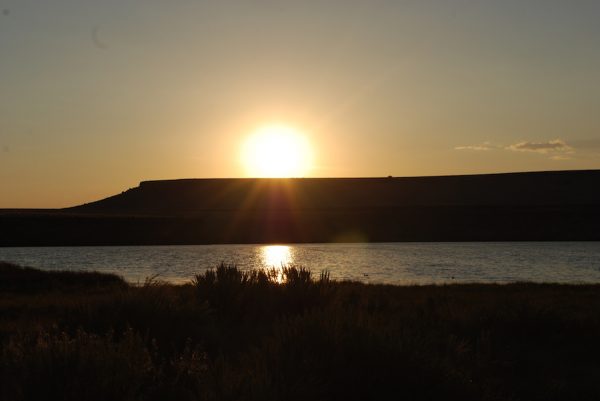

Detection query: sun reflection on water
xmin=261 ymin=245 xmax=293 ymax=283
xmin=262 ymin=245 xmax=293 ymax=267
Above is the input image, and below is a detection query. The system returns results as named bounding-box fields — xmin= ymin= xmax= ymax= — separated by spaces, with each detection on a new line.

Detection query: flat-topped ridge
xmin=3 ymin=170 xmax=600 ymax=245
xmin=68 ymin=170 xmax=600 ymax=216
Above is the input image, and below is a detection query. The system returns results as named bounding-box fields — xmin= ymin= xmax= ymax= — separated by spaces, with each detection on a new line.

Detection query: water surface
xmin=1 ymin=242 xmax=600 ymax=285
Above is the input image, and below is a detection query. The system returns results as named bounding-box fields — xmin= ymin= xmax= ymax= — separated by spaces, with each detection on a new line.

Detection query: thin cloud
xmin=454 ymin=142 xmax=494 ymax=151
xmin=91 ymin=26 xmax=109 ymax=50
xmin=506 ymin=139 xmax=573 ymax=154
xmin=454 ymin=145 xmax=491 ymax=151
xmin=550 ymin=155 xmax=572 ymax=161
xmin=455 ymin=138 xmax=576 ymax=161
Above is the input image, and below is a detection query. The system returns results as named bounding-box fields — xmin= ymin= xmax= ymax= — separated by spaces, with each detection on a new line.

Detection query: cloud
xmin=454 ymin=142 xmax=494 ymax=151
xmin=506 ymin=139 xmax=573 ymax=154
xmin=454 ymin=145 xmax=491 ymax=151
xmin=455 ymin=138 xmax=576 ymax=161
xmin=91 ymin=26 xmax=109 ymax=50
xmin=550 ymin=155 xmax=572 ymax=161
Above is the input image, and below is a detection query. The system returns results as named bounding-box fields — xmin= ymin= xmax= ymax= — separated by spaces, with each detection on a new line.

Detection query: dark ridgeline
xmin=1 ymin=170 xmax=599 ymax=245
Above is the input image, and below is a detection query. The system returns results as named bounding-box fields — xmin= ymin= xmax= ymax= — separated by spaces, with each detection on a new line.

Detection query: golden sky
xmin=1 ymin=1 xmax=600 ymax=207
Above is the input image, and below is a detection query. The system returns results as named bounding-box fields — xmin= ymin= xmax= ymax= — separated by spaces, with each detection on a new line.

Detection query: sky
xmin=1 ymin=0 xmax=600 ymax=207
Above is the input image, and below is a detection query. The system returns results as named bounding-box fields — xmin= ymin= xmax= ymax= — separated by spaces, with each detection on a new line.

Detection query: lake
xmin=1 ymin=242 xmax=600 ymax=285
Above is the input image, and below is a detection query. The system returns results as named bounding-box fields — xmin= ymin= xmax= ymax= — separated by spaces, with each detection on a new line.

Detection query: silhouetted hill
xmin=68 ymin=170 xmax=600 ymax=215
xmin=2 ymin=170 xmax=599 ymax=245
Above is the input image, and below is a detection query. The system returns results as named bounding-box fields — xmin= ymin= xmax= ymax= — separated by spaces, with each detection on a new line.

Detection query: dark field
xmin=2 ymin=261 xmax=600 ymax=400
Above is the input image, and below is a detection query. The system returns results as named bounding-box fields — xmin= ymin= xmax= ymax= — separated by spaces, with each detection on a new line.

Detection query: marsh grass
xmin=2 ymin=261 xmax=600 ymax=400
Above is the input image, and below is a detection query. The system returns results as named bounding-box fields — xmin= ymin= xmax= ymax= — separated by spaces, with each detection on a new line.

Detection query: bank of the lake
xmin=1 ymin=261 xmax=600 ymax=401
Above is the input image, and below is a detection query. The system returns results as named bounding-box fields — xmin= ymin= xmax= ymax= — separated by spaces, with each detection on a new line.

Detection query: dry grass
xmin=2 ymin=261 xmax=600 ymax=400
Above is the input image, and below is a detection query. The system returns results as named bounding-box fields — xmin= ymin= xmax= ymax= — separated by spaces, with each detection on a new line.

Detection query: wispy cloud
xmin=454 ymin=142 xmax=494 ymax=151
xmin=550 ymin=155 xmax=572 ymax=161
xmin=506 ymin=139 xmax=573 ymax=154
xmin=455 ymin=138 xmax=575 ymax=161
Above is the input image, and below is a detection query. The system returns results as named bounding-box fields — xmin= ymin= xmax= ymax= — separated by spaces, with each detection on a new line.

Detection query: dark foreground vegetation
xmin=2 ymin=261 xmax=600 ymax=401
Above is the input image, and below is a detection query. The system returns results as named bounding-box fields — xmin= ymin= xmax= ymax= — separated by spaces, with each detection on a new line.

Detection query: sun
xmin=241 ymin=125 xmax=313 ymax=178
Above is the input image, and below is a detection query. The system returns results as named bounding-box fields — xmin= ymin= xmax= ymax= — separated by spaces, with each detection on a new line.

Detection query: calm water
xmin=1 ymin=242 xmax=600 ymax=285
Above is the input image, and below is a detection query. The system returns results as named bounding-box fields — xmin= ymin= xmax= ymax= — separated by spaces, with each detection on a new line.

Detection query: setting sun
xmin=241 ymin=125 xmax=313 ymax=178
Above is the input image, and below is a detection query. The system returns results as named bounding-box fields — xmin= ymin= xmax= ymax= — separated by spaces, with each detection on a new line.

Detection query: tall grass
xmin=2 ymin=261 xmax=600 ymax=400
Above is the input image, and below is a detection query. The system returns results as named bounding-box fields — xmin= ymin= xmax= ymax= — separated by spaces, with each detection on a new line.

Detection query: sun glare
xmin=261 ymin=245 xmax=293 ymax=283
xmin=262 ymin=245 xmax=293 ymax=267
xmin=242 ymin=125 xmax=313 ymax=178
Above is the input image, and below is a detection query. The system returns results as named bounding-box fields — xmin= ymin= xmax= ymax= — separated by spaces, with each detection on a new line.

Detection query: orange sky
xmin=1 ymin=1 xmax=600 ymax=207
